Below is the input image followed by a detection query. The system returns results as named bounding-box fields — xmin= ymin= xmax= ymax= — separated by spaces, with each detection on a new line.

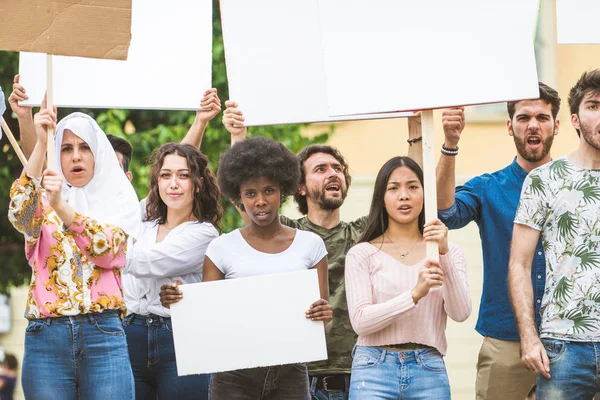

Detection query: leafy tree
xmin=0 ymin=0 xmax=333 ymax=294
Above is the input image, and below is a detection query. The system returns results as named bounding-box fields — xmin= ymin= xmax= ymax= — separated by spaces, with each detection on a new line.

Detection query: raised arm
xmin=406 ymin=112 xmax=423 ymax=167
xmin=508 ymin=223 xmax=550 ymax=379
xmin=25 ymin=108 xmax=56 ymax=179
xmin=222 ymin=100 xmax=247 ymax=146
xmin=180 ymin=88 xmax=222 ymax=148
xmin=436 ymin=107 xmax=465 ymax=210
xmin=9 ymin=74 xmax=37 ymax=158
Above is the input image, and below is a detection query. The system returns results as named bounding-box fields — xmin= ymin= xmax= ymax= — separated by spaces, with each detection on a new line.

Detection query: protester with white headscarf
xmin=8 ymin=108 xmax=138 ymax=400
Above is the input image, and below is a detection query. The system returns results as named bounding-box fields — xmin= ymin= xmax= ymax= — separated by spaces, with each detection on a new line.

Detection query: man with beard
xmin=218 ymin=101 xmax=423 ymax=399
xmin=509 ymin=70 xmax=600 ymax=399
xmin=436 ymin=82 xmax=560 ymax=400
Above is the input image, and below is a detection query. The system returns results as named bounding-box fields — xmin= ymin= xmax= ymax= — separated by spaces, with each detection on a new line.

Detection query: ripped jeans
xmin=349 ymin=346 xmax=450 ymax=399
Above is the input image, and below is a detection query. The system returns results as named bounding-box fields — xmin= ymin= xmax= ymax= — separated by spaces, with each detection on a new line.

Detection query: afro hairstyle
xmin=217 ymin=136 xmax=300 ymax=205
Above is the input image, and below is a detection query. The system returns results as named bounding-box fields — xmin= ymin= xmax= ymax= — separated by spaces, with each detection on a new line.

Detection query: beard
xmin=513 ymin=129 xmax=555 ymax=163
xmin=307 ymin=183 xmax=348 ymax=211
xmin=580 ymin=120 xmax=600 ymax=151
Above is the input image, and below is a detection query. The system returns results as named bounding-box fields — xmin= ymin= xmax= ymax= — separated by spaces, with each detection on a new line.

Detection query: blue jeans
xmin=21 ymin=311 xmax=134 ymax=400
xmin=537 ymin=339 xmax=600 ymax=399
xmin=123 ymin=313 xmax=210 ymax=400
xmin=349 ymin=346 xmax=450 ymax=400
xmin=310 ymin=375 xmax=349 ymax=400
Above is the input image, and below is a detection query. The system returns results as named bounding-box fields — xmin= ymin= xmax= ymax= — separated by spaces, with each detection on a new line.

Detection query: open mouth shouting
xmin=526 ymin=135 xmax=542 ymax=151
xmin=325 ymin=180 xmax=341 ymax=194
xmin=71 ymin=165 xmax=86 ymax=176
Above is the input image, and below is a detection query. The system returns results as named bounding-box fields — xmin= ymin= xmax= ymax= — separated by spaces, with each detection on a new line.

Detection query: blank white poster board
xmin=318 ymin=0 xmax=541 ymax=116
xmin=220 ymin=0 xmax=412 ymax=126
xmin=18 ymin=0 xmax=212 ymax=110
xmin=556 ymin=0 xmax=600 ymax=44
xmin=170 ymin=269 xmax=327 ymax=375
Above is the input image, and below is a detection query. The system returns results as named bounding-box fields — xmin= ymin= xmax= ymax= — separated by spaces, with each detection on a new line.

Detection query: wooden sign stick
xmin=46 ymin=54 xmax=55 ymax=167
xmin=420 ymin=110 xmax=441 ymax=288
xmin=1 ymin=117 xmax=27 ymax=166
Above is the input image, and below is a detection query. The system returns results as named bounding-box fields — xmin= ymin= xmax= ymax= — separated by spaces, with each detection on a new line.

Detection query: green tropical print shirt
xmin=515 ymin=157 xmax=600 ymax=340
xmin=281 ymin=215 xmax=366 ymax=374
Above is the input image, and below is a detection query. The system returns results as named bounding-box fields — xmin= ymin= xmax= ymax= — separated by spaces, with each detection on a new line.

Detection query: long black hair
xmin=357 ymin=156 xmax=425 ymax=244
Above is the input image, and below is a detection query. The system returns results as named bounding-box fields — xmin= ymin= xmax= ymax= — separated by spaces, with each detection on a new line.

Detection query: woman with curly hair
xmin=208 ymin=136 xmax=333 ymax=399
xmin=8 ymin=108 xmax=139 ymax=399
xmin=345 ymin=156 xmax=471 ymax=399
xmin=162 ymin=136 xmax=332 ymax=399
xmin=122 ymin=143 xmax=222 ymax=400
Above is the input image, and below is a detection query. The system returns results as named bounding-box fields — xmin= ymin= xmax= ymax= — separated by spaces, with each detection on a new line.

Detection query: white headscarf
xmin=54 ymin=112 xmax=140 ymax=239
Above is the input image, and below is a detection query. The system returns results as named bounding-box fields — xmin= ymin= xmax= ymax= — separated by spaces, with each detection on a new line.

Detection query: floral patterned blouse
xmin=8 ymin=173 xmax=128 ymax=319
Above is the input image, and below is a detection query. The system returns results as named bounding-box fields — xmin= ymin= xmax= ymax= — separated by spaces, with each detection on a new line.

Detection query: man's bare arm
xmin=508 ymin=223 xmax=550 ymax=379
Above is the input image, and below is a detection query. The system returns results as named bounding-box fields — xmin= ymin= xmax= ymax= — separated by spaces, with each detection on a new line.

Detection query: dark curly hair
xmin=294 ymin=144 xmax=351 ymax=215
xmin=145 ymin=143 xmax=223 ymax=231
xmin=217 ymin=136 xmax=300 ymax=209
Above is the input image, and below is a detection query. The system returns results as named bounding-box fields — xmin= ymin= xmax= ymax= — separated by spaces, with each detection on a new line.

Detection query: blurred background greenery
xmin=0 ymin=0 xmax=333 ymax=294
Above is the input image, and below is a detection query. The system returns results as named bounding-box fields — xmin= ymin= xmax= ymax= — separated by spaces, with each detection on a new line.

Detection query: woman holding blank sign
xmin=345 ymin=156 xmax=471 ymax=399
xmin=8 ymin=109 xmax=140 ymax=399
xmin=206 ymin=136 xmax=332 ymax=399
xmin=164 ymin=136 xmax=332 ymax=399
xmin=122 ymin=142 xmax=222 ymax=400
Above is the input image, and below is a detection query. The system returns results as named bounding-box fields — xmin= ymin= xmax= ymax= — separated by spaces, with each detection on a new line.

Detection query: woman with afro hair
xmin=176 ymin=136 xmax=332 ymax=399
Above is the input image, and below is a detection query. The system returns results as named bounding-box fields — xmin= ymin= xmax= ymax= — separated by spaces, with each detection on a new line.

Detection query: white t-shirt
xmin=123 ymin=219 xmax=218 ymax=317
xmin=206 ymin=228 xmax=327 ymax=279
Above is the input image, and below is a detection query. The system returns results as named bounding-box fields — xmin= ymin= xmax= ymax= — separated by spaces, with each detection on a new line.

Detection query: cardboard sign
xmin=0 ymin=0 xmax=131 ymax=60
xmin=318 ymin=0 xmax=540 ymax=116
xmin=556 ymin=0 xmax=600 ymax=44
xmin=170 ymin=269 xmax=328 ymax=375
xmin=18 ymin=0 xmax=212 ymax=110
xmin=220 ymin=0 xmax=412 ymax=126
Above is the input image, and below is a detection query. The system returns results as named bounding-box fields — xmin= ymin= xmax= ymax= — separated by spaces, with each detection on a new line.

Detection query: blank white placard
xmin=18 ymin=0 xmax=212 ymax=110
xmin=556 ymin=0 xmax=600 ymax=44
xmin=170 ymin=269 xmax=327 ymax=375
xmin=220 ymin=0 xmax=412 ymax=126
xmin=319 ymin=0 xmax=540 ymax=116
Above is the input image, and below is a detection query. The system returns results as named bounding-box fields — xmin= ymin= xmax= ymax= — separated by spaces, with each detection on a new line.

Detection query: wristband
xmin=407 ymin=136 xmax=422 ymax=146
xmin=441 ymin=144 xmax=459 ymax=156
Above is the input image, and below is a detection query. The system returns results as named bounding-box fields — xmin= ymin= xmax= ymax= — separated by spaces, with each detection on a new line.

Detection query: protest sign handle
xmin=46 ymin=54 xmax=55 ymax=167
xmin=421 ymin=110 xmax=441 ymax=290
xmin=1 ymin=117 xmax=27 ymax=166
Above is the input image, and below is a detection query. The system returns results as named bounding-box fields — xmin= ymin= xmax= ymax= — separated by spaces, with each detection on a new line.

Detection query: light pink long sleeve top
xmin=345 ymin=242 xmax=471 ymax=355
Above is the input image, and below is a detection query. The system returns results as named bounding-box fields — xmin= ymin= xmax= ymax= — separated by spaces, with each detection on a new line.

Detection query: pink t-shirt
xmin=8 ymin=173 xmax=128 ymax=319
xmin=345 ymin=242 xmax=471 ymax=355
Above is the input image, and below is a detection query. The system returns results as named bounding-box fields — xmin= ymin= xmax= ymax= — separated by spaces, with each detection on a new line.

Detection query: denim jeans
xmin=123 ymin=313 xmax=210 ymax=400
xmin=21 ymin=311 xmax=134 ymax=400
xmin=537 ymin=339 xmax=600 ymax=399
xmin=309 ymin=375 xmax=349 ymax=400
xmin=210 ymin=364 xmax=310 ymax=399
xmin=349 ymin=346 xmax=450 ymax=400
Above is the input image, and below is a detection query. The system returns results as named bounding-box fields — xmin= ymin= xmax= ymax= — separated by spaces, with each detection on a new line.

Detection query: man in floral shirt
xmin=510 ymin=69 xmax=600 ymax=398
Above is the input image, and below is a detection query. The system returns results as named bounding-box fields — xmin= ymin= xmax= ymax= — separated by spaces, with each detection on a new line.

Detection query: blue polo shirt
xmin=438 ymin=158 xmax=546 ymax=340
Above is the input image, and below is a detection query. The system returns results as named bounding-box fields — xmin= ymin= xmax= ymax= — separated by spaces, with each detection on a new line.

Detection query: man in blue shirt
xmin=436 ymin=83 xmax=561 ymax=400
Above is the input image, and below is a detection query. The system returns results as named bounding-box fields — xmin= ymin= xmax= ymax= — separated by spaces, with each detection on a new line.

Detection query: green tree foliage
xmin=0 ymin=0 xmax=333 ymax=294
